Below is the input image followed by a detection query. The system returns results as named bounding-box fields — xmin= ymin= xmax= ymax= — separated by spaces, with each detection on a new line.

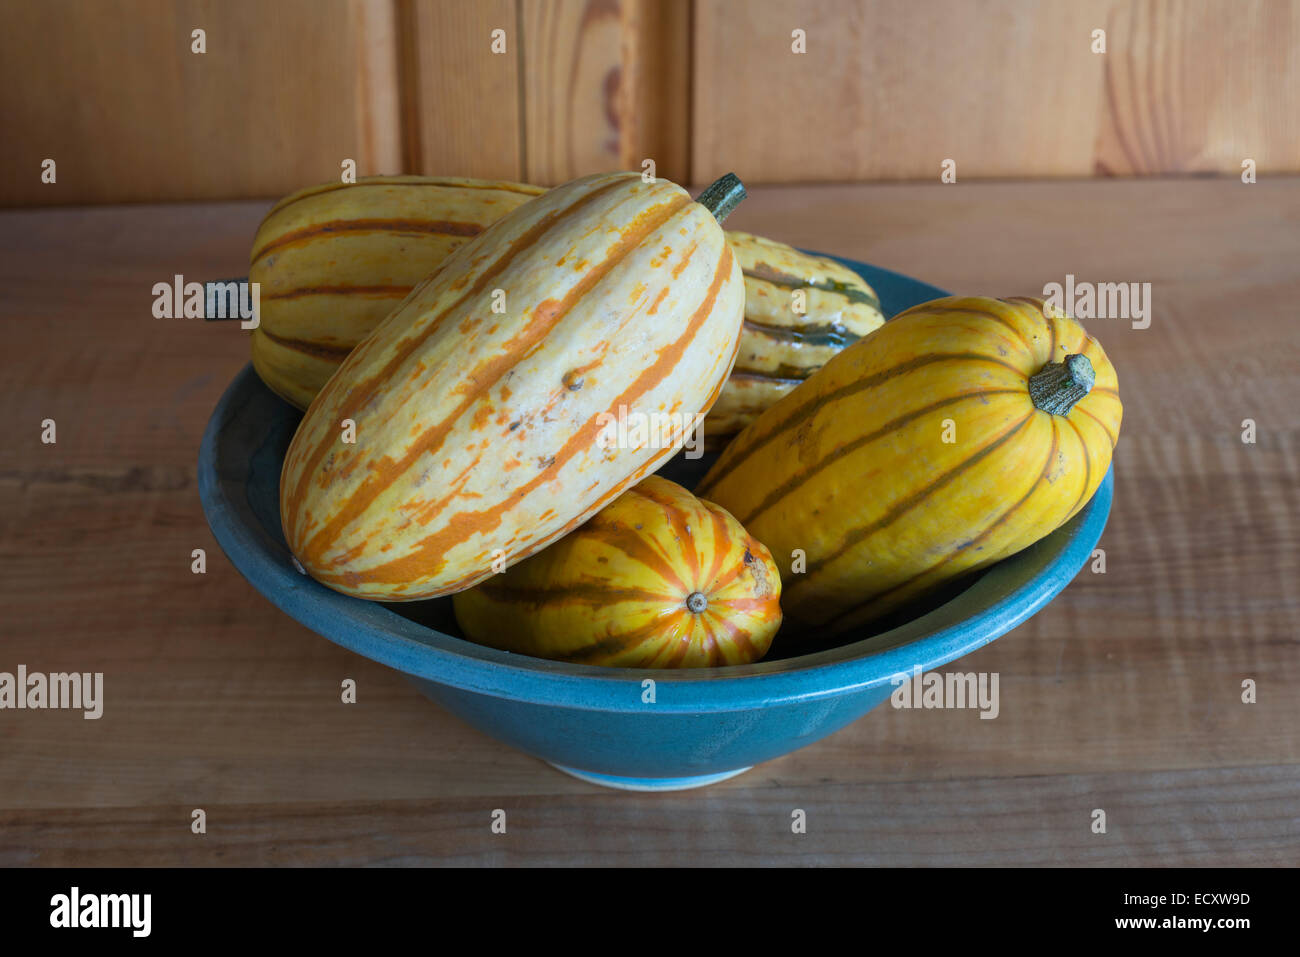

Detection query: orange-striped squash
xmin=280 ymin=171 xmax=747 ymax=602
xmin=697 ymin=296 xmax=1122 ymax=639
xmin=705 ymin=231 xmax=885 ymax=444
xmin=452 ymin=476 xmax=783 ymax=667
xmin=249 ymin=176 xmax=545 ymax=409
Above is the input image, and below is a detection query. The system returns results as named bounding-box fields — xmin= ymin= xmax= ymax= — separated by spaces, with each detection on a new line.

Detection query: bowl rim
xmin=199 ymin=258 xmax=1113 ymax=714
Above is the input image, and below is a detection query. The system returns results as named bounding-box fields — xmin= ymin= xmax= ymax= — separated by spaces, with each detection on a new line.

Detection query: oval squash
xmin=249 ymin=175 xmax=545 ymax=409
xmin=705 ymin=231 xmax=885 ymax=443
xmin=452 ymin=476 xmax=782 ymax=667
xmin=281 ymin=171 xmax=747 ymax=602
xmin=696 ymin=295 xmax=1122 ymax=638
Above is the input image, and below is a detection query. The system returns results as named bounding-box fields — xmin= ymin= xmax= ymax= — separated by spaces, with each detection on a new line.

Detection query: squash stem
xmin=1029 ymin=353 xmax=1096 ymax=415
xmin=696 ymin=173 xmax=746 ymax=224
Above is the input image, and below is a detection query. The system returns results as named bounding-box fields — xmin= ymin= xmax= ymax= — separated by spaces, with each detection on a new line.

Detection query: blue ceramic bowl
xmin=198 ymin=257 xmax=1112 ymax=790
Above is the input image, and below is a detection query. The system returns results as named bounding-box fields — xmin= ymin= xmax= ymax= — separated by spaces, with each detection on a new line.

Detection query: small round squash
xmin=452 ymin=476 xmax=783 ymax=668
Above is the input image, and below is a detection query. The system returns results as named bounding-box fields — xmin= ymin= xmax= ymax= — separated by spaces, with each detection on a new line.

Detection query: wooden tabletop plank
xmin=1 ymin=178 xmax=1297 ymax=865
xmin=3 ymin=764 xmax=1296 ymax=867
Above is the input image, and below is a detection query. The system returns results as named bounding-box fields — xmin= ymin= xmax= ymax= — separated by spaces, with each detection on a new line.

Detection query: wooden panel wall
xmin=1091 ymin=0 xmax=1300 ymax=175
xmin=0 ymin=0 xmax=402 ymax=205
xmin=693 ymin=0 xmax=1300 ymax=183
xmin=0 ymin=0 xmax=1296 ymax=205
xmin=400 ymin=0 xmax=523 ymax=181
xmin=513 ymin=0 xmax=690 ymax=185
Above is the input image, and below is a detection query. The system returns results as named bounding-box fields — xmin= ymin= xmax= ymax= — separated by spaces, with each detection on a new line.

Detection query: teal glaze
xmin=198 ymin=258 xmax=1114 ymax=788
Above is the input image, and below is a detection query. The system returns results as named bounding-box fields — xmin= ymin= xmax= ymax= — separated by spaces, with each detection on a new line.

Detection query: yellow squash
xmin=697 ymin=296 xmax=1122 ymax=639
xmin=250 ymin=175 xmax=545 ymax=408
xmin=705 ymin=231 xmax=885 ymax=444
xmin=453 ymin=476 xmax=783 ymax=667
xmin=281 ymin=171 xmax=747 ymax=602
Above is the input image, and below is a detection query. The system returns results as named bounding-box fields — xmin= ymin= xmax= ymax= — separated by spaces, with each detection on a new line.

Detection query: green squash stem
xmin=696 ymin=173 xmax=746 ymax=224
xmin=1028 ymin=353 xmax=1096 ymax=415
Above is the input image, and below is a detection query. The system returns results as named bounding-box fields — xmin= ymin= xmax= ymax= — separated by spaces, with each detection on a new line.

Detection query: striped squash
xmin=452 ymin=476 xmax=782 ymax=667
xmin=697 ymin=296 xmax=1122 ymax=639
xmin=280 ymin=171 xmax=747 ymax=602
xmin=249 ymin=176 xmax=545 ymax=409
xmin=704 ymin=231 xmax=885 ymax=444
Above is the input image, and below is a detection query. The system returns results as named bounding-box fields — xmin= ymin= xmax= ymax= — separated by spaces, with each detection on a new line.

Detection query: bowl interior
xmin=198 ymin=256 xmax=1112 ymax=710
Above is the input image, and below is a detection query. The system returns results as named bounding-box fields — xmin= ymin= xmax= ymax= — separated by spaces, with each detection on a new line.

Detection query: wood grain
xmin=3 ymin=0 xmax=1297 ymax=203
xmin=521 ymin=0 xmax=691 ymax=185
xmin=0 ymin=178 xmax=1296 ymax=864
xmin=693 ymin=0 xmax=1300 ymax=184
xmin=400 ymin=0 xmax=523 ymax=180
xmin=3 ymin=765 xmax=1295 ymax=865
xmin=624 ymin=0 xmax=692 ymax=184
xmin=0 ymin=0 xmax=403 ymax=206
xmin=1093 ymin=0 xmax=1300 ymax=175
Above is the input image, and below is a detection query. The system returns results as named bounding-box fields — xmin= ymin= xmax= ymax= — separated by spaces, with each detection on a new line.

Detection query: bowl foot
xmin=547 ymin=763 xmax=752 ymax=791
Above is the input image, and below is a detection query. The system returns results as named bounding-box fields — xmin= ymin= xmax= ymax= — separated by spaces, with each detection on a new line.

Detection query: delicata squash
xmin=280 ymin=171 xmax=747 ymax=601
xmin=453 ymin=476 xmax=783 ymax=667
xmin=706 ymin=232 xmax=885 ymax=444
xmin=697 ymin=295 xmax=1122 ymax=639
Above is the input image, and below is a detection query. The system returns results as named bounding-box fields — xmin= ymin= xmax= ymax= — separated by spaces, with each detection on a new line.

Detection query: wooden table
xmin=2 ymin=179 xmax=1297 ymax=866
